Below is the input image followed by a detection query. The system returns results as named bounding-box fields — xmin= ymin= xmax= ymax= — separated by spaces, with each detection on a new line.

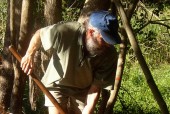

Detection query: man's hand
xmin=20 ymin=29 xmax=41 ymax=75
xmin=21 ymin=54 xmax=34 ymax=75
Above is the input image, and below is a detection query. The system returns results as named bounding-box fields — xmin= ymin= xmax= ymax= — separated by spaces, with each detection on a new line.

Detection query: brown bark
xmin=78 ymin=0 xmax=111 ymax=23
xmin=18 ymin=0 xmax=34 ymax=55
xmin=104 ymin=1 xmax=140 ymax=113
xmin=113 ymin=0 xmax=169 ymax=113
xmin=44 ymin=0 xmax=62 ymax=25
xmin=10 ymin=0 xmax=34 ymax=113
xmin=29 ymin=51 xmax=42 ymax=111
xmin=9 ymin=0 xmax=22 ymax=113
xmin=0 ymin=0 xmax=14 ymax=112
xmin=19 ymin=1 xmax=36 ymax=111
xmin=104 ymin=28 xmax=127 ymax=114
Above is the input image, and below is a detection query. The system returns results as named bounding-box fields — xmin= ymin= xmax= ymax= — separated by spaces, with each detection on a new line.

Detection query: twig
xmin=138 ymin=1 xmax=161 ymax=20
xmin=69 ymin=0 xmax=77 ymax=8
xmin=136 ymin=20 xmax=170 ymax=33
xmin=150 ymin=21 xmax=170 ymax=29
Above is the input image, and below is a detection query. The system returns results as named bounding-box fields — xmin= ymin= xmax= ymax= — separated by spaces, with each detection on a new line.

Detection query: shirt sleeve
xmin=92 ymin=47 xmax=118 ymax=90
xmin=40 ymin=24 xmax=59 ymax=51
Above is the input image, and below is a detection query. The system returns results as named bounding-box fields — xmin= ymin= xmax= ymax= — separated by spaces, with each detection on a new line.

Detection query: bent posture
xmin=21 ymin=10 xmax=121 ymax=114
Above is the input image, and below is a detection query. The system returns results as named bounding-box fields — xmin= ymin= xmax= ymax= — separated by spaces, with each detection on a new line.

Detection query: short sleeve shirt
xmin=40 ymin=21 xmax=118 ymax=90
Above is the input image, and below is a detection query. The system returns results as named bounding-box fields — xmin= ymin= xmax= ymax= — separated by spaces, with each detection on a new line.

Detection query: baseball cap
xmin=89 ymin=10 xmax=121 ymax=45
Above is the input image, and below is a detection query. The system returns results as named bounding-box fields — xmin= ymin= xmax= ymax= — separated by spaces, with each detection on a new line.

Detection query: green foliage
xmin=34 ymin=0 xmax=45 ymax=27
xmin=130 ymin=2 xmax=170 ymax=66
xmin=0 ymin=1 xmax=7 ymax=53
xmin=113 ymin=64 xmax=170 ymax=114
xmin=62 ymin=0 xmax=84 ymax=21
xmin=62 ymin=8 xmax=81 ymax=21
xmin=113 ymin=2 xmax=170 ymax=113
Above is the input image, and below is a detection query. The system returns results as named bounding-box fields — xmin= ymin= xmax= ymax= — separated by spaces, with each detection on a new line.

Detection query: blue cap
xmin=89 ymin=10 xmax=121 ymax=45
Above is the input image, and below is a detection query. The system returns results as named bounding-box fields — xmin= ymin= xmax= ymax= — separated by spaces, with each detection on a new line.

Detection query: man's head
xmin=89 ymin=10 xmax=121 ymax=45
xmin=85 ymin=10 xmax=121 ymax=57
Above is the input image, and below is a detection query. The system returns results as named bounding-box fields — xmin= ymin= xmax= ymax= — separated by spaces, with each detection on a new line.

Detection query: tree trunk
xmin=78 ymin=0 xmax=111 ymax=23
xmin=18 ymin=0 xmax=34 ymax=55
xmin=8 ymin=0 xmax=21 ymax=113
xmin=0 ymin=0 xmax=14 ymax=112
xmin=104 ymin=0 xmax=140 ymax=113
xmin=10 ymin=0 xmax=34 ymax=113
xmin=104 ymin=28 xmax=127 ymax=114
xmin=44 ymin=0 xmax=62 ymax=25
xmin=113 ymin=0 xmax=169 ymax=113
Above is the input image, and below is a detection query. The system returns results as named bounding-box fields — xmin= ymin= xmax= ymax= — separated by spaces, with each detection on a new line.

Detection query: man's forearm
xmin=20 ymin=29 xmax=41 ymax=75
xmin=82 ymin=85 xmax=101 ymax=114
xmin=26 ymin=29 xmax=41 ymax=56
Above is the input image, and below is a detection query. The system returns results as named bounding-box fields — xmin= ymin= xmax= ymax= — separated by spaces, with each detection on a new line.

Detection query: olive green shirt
xmin=40 ymin=22 xmax=118 ymax=90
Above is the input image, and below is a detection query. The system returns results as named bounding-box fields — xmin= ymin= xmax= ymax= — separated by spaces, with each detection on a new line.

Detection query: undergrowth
xmin=113 ymin=63 xmax=170 ymax=114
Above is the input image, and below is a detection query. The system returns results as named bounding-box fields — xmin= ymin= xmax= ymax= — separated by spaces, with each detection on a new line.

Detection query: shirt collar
xmin=78 ymin=25 xmax=86 ymax=46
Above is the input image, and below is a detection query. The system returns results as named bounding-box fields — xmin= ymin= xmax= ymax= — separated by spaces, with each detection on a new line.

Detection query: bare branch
xmin=136 ymin=20 xmax=170 ymax=33
xmin=150 ymin=21 xmax=170 ymax=29
xmin=69 ymin=0 xmax=77 ymax=8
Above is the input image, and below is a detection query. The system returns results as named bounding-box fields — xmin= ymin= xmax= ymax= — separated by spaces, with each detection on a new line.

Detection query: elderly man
xmin=21 ymin=10 xmax=121 ymax=114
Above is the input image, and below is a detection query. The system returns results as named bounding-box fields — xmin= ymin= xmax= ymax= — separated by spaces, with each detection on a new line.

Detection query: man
xmin=21 ymin=10 xmax=121 ymax=114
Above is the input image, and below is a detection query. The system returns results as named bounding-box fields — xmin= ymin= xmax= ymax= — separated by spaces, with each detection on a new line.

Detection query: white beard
xmin=85 ymin=37 xmax=103 ymax=57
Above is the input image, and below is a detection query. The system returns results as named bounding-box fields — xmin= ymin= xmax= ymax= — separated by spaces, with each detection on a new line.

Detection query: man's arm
xmin=21 ymin=29 xmax=41 ymax=75
xmin=82 ymin=84 xmax=101 ymax=114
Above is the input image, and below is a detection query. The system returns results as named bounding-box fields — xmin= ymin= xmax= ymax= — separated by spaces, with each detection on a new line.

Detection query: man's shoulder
xmin=42 ymin=21 xmax=82 ymax=33
xmin=49 ymin=21 xmax=81 ymax=35
xmin=57 ymin=21 xmax=81 ymax=29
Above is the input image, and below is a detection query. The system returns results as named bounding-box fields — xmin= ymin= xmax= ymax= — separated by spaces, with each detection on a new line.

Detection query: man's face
xmin=85 ymin=26 xmax=111 ymax=57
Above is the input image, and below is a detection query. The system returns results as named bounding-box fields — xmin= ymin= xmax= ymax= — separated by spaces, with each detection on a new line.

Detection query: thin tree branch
xmin=136 ymin=20 xmax=170 ymax=33
xmin=113 ymin=0 xmax=169 ymax=113
xmin=138 ymin=1 xmax=161 ymax=21
xmin=150 ymin=21 xmax=170 ymax=29
xmin=104 ymin=0 xmax=140 ymax=113
xmin=69 ymin=0 xmax=77 ymax=8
